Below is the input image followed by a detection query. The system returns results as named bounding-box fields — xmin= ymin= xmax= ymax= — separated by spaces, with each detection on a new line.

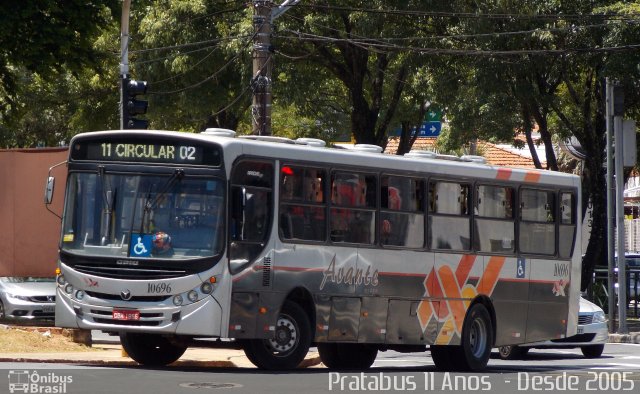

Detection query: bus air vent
xmin=404 ymin=150 xmax=437 ymax=159
xmin=350 ymin=144 xmax=383 ymax=153
xmin=295 ymin=138 xmax=326 ymax=147
xmin=262 ymin=256 xmax=272 ymax=287
xmin=238 ymin=135 xmax=295 ymax=144
xmin=201 ymin=128 xmax=237 ymax=138
xmin=461 ymin=155 xmax=487 ymax=164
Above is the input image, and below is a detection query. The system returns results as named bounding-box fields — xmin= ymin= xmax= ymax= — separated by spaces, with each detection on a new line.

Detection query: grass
xmin=0 ymin=327 xmax=98 ymax=353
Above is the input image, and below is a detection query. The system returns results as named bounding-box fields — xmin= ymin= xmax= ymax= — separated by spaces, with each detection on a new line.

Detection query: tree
xmin=0 ymin=1 xmax=120 ymax=147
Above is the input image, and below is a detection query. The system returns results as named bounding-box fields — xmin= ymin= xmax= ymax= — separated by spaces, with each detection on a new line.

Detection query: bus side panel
xmin=358 ymin=296 xmax=388 ymax=343
xmin=488 ymin=256 xmax=530 ymax=347
xmin=525 ymin=258 xmax=571 ymax=343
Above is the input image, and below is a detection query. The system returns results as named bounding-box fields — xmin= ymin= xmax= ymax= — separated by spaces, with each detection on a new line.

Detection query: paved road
xmin=1 ymin=344 xmax=640 ymax=394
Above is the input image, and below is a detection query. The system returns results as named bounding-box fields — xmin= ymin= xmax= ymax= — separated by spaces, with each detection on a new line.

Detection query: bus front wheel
xmin=318 ymin=343 xmax=378 ymax=370
xmin=243 ymin=300 xmax=311 ymax=370
xmin=120 ymin=333 xmax=187 ymax=366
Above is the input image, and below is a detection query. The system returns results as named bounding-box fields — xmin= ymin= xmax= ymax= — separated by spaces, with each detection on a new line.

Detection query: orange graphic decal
xmin=417 ymin=254 xmax=506 ymax=345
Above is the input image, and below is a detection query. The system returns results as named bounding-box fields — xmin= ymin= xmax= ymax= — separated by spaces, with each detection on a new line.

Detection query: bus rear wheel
xmin=431 ymin=303 xmax=493 ymax=372
xmin=457 ymin=303 xmax=493 ymax=371
xmin=120 ymin=333 xmax=187 ymax=366
xmin=318 ymin=343 xmax=378 ymax=370
xmin=243 ymin=300 xmax=311 ymax=370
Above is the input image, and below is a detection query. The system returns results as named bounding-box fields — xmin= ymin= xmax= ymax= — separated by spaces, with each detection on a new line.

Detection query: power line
xmin=276 ymin=31 xmax=640 ymax=56
xmin=291 ymin=4 xmax=640 ymax=21
xmin=129 ymin=35 xmax=251 ymax=55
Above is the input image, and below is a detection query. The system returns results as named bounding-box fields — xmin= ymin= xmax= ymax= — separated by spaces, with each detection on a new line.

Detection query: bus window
xmin=279 ymin=165 xmax=326 ymax=242
xmin=474 ymin=185 xmax=515 ymax=253
xmin=380 ymin=175 xmax=424 ymax=248
xmin=519 ymin=188 xmax=556 ymax=255
xmin=330 ymin=171 xmax=376 ymax=244
xmin=559 ymin=192 xmax=576 ymax=258
xmin=428 ymin=181 xmax=471 ymax=251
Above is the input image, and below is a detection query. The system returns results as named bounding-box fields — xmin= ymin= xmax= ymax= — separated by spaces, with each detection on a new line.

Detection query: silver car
xmin=498 ymin=296 xmax=608 ymax=359
xmin=0 ymin=277 xmax=56 ymax=323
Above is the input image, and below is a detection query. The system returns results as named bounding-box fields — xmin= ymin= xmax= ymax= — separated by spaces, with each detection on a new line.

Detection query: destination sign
xmin=71 ymin=138 xmax=221 ymax=166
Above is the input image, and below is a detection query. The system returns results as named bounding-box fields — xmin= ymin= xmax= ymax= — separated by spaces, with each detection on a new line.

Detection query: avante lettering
xmin=320 ymin=257 xmax=379 ymax=290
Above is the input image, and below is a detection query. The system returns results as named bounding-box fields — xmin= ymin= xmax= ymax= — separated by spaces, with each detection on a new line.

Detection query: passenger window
xmin=559 ymin=192 xmax=576 ymax=258
xmin=330 ymin=171 xmax=376 ymax=244
xmin=279 ymin=165 xmax=326 ymax=242
xmin=474 ymin=185 xmax=515 ymax=253
xmin=519 ymin=188 xmax=556 ymax=255
xmin=428 ymin=181 xmax=471 ymax=251
xmin=380 ymin=175 xmax=424 ymax=248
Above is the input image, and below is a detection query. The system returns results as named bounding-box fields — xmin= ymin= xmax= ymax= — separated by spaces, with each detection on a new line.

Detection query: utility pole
xmin=614 ymin=85 xmax=628 ymax=334
xmin=605 ymin=79 xmax=615 ymax=333
xmin=251 ymin=1 xmax=302 ymax=135
xmin=251 ymin=1 xmax=273 ymax=136
xmin=120 ymin=0 xmax=132 ymax=130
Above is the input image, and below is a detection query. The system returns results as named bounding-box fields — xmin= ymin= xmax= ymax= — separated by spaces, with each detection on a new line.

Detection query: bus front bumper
xmin=55 ymin=287 xmax=223 ymax=336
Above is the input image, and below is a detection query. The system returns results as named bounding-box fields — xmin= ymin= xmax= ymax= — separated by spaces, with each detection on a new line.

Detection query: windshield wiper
xmin=138 ymin=169 xmax=185 ymax=234
xmin=98 ymin=166 xmax=117 ymax=245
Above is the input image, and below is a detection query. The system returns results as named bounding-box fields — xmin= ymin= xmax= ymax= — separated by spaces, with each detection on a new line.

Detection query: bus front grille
xmin=74 ymin=265 xmax=187 ymax=279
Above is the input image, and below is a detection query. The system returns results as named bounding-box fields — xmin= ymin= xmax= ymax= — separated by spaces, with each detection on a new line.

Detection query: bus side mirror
xmin=44 ymin=176 xmax=55 ymax=205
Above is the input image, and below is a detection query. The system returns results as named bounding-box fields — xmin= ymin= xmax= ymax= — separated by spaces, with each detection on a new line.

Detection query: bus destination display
xmin=73 ymin=140 xmax=221 ymax=166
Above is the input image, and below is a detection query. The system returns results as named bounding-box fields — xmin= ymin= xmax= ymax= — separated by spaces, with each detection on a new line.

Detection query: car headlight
xmin=7 ymin=293 xmax=30 ymax=301
xmin=592 ymin=311 xmax=607 ymax=323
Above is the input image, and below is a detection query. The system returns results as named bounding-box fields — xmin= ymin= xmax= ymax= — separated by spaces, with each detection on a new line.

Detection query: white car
xmin=498 ymin=297 xmax=608 ymax=359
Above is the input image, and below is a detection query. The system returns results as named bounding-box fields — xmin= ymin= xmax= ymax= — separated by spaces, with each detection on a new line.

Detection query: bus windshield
xmin=61 ymin=171 xmax=224 ymax=260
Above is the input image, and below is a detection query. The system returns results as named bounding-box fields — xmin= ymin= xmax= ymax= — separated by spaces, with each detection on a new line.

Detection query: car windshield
xmin=61 ymin=172 xmax=224 ymax=260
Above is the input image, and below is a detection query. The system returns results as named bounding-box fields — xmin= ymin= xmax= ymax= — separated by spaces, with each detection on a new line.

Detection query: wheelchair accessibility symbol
xmin=517 ymin=258 xmax=526 ymax=279
xmin=130 ymin=234 xmax=152 ymax=257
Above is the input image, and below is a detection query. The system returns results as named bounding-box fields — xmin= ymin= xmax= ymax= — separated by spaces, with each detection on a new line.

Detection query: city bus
xmin=48 ymin=129 xmax=581 ymax=371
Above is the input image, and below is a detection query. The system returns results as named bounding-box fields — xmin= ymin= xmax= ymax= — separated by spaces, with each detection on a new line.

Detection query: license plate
xmin=577 ymin=327 xmax=584 ymax=334
xmin=42 ymin=306 xmax=55 ymax=313
xmin=112 ymin=309 xmax=140 ymax=321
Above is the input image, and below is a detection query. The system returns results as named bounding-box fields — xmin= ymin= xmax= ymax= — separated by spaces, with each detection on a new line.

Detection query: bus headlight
xmin=57 ymin=275 xmax=66 ymax=286
xmin=200 ymin=282 xmax=213 ymax=294
xmin=173 ymin=295 xmax=183 ymax=306
xmin=187 ymin=290 xmax=198 ymax=302
xmin=75 ymin=290 xmax=85 ymax=301
xmin=64 ymin=284 xmax=74 ymax=294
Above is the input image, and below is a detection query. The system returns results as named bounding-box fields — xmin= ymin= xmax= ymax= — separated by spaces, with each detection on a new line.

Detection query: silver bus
xmin=49 ymin=129 xmax=581 ymax=371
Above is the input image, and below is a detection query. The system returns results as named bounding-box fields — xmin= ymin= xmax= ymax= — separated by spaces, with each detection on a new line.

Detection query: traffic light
xmin=122 ymin=76 xmax=149 ymax=129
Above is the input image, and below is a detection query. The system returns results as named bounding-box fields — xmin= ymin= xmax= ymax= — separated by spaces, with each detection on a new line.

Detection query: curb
xmin=608 ymin=332 xmax=640 ymax=344
xmin=0 ymin=355 xmax=323 ymax=369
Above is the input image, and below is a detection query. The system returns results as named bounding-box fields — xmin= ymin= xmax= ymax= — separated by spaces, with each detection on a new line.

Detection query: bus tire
xmin=243 ymin=300 xmax=311 ymax=370
xmin=119 ymin=333 xmax=187 ymax=366
xmin=498 ymin=345 xmax=529 ymax=360
xmin=581 ymin=344 xmax=604 ymax=358
xmin=318 ymin=343 xmax=378 ymax=370
xmin=456 ymin=303 xmax=493 ymax=371
xmin=430 ymin=345 xmax=456 ymax=371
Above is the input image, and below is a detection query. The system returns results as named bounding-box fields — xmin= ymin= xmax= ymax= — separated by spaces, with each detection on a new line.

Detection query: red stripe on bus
xmin=496 ymin=168 xmax=512 ymax=180
xmin=524 ymin=171 xmax=542 ymax=183
xmin=438 ymin=265 xmax=466 ymax=333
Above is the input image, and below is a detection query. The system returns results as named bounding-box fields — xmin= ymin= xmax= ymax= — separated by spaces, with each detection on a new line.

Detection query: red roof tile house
xmin=385 ymin=137 xmax=546 ymax=169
